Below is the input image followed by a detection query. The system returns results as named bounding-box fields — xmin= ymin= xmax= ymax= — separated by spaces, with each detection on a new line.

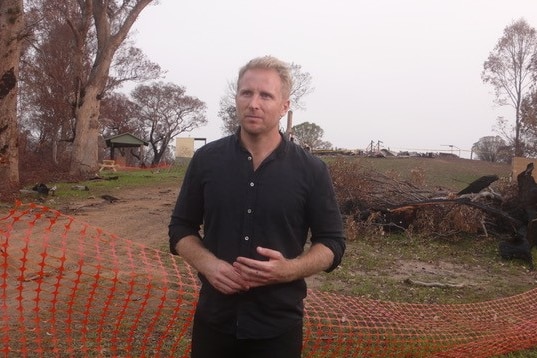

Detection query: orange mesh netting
xmin=1 ymin=202 xmax=537 ymax=357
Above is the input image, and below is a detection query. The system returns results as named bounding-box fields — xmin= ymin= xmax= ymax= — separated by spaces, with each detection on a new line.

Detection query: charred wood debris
xmin=333 ymin=161 xmax=537 ymax=269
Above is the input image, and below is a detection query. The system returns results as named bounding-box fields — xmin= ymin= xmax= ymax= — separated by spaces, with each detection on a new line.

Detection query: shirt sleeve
xmin=307 ymin=160 xmax=346 ymax=272
xmin=168 ymin=153 xmax=204 ymax=255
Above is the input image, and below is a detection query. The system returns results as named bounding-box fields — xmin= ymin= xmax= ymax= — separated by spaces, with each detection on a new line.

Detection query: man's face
xmin=236 ymin=68 xmax=290 ymax=137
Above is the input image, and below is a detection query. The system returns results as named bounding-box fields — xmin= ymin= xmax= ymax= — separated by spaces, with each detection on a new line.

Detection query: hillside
xmin=332 ymin=156 xmax=512 ymax=192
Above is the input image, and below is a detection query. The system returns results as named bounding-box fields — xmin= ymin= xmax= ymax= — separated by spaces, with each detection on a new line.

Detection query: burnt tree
xmin=0 ymin=0 xmax=24 ymax=193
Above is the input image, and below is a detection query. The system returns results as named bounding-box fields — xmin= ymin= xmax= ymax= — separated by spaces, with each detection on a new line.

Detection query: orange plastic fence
xmin=1 ymin=202 xmax=537 ymax=357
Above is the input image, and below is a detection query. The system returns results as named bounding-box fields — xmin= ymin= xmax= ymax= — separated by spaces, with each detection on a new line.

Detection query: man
xmin=168 ymin=55 xmax=345 ymax=358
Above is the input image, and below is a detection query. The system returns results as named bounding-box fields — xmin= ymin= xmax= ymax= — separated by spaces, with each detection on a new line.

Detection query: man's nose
xmin=248 ymin=94 xmax=260 ymax=109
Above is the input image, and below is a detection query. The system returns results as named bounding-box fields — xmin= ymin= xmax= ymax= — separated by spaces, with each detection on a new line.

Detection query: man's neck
xmin=240 ymin=130 xmax=282 ymax=170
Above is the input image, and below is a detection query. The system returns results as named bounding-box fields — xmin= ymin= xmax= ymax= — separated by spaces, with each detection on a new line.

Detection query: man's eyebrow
xmin=260 ymin=90 xmax=275 ymax=98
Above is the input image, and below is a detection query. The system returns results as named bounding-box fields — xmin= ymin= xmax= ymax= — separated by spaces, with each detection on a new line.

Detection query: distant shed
xmin=104 ymin=133 xmax=149 ymax=160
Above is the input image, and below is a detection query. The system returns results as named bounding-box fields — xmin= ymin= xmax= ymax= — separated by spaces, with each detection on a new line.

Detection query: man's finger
xmin=256 ymin=246 xmax=284 ymax=260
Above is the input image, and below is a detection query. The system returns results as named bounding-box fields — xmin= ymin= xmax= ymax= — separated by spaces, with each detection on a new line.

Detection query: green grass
xmin=320 ymin=231 xmax=536 ymax=304
xmin=16 ymin=164 xmax=188 ymax=207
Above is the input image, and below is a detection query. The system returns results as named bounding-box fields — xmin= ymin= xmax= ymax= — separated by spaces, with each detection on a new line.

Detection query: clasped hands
xmin=206 ymin=246 xmax=297 ymax=295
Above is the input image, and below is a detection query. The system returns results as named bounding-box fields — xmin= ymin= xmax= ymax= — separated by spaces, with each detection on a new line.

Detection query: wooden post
xmin=285 ymin=110 xmax=293 ymax=139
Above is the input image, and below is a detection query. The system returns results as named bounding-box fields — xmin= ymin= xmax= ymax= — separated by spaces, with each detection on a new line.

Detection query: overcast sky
xmin=130 ymin=0 xmax=537 ymax=158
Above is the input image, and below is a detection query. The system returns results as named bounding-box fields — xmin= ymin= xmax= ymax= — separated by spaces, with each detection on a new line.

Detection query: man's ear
xmin=281 ymin=99 xmax=290 ymax=117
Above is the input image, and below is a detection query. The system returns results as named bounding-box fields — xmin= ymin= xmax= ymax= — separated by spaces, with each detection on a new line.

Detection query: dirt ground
xmin=60 ymin=182 xmax=180 ymax=252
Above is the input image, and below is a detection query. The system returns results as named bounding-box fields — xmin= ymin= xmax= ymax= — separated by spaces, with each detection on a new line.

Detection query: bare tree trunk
xmin=71 ymin=85 xmax=102 ymax=175
xmin=515 ymin=105 xmax=523 ymax=157
xmin=52 ymin=137 xmax=58 ymax=165
xmin=0 ymin=0 xmax=23 ymax=192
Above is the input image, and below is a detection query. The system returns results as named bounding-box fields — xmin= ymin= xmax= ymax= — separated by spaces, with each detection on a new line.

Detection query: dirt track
xmin=62 ymin=182 xmax=180 ymax=252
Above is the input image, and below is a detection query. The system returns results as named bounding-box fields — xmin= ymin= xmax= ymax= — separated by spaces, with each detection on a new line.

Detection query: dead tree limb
xmin=384 ymin=198 xmax=523 ymax=229
xmin=404 ymin=278 xmax=466 ymax=288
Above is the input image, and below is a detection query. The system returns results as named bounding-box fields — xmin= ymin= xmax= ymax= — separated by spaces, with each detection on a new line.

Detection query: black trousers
xmin=190 ymin=317 xmax=303 ymax=358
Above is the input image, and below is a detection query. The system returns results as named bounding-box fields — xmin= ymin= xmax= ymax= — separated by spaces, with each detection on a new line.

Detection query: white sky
xmin=130 ymin=0 xmax=537 ymax=158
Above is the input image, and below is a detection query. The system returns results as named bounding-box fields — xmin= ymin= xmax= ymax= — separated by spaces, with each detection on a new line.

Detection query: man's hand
xmin=177 ymin=235 xmax=333 ymax=293
xmin=204 ymin=259 xmax=251 ymax=295
xmin=234 ymin=244 xmax=334 ymax=288
xmin=233 ymin=246 xmax=298 ymax=288
xmin=175 ymin=235 xmax=250 ymax=295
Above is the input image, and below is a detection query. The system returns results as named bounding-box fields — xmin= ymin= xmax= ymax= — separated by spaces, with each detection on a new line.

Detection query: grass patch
xmin=318 ymin=232 xmax=536 ymax=304
xmin=16 ymin=164 xmax=188 ymax=208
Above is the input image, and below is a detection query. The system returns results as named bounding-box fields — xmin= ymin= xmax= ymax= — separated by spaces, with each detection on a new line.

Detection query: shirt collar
xmin=233 ymin=128 xmax=290 ymax=158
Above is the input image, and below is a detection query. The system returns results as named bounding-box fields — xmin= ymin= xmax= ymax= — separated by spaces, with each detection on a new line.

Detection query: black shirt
xmin=168 ymin=132 xmax=345 ymax=339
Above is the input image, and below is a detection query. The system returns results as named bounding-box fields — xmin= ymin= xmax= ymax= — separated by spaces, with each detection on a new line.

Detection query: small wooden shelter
xmin=104 ymin=133 xmax=148 ymax=160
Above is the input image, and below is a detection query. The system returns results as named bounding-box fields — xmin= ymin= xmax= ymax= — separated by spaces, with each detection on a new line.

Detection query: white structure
xmin=175 ymin=138 xmax=195 ymax=158
xmin=175 ymin=137 xmax=207 ymax=158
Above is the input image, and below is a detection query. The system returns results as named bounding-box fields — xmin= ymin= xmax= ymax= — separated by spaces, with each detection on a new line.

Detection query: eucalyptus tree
xmin=69 ymin=0 xmax=158 ymax=176
xmin=519 ymin=91 xmax=537 ymax=157
xmin=130 ymin=82 xmax=207 ymax=165
xmin=472 ymin=136 xmax=508 ymax=162
xmin=292 ymin=121 xmax=332 ymax=150
xmin=0 ymin=0 xmax=24 ymax=191
xmin=99 ymin=92 xmax=140 ymax=138
xmin=482 ymin=18 xmax=537 ymax=157
xmin=19 ymin=19 xmax=80 ymax=165
xmin=19 ymin=0 xmax=161 ymax=175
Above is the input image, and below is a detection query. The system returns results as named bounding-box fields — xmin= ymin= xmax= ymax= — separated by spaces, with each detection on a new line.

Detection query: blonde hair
xmin=237 ymin=56 xmax=293 ymax=99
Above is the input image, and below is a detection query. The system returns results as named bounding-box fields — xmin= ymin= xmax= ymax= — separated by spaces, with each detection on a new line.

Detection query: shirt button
xmin=244 ymin=236 xmax=249 ymax=241
xmin=247 ymin=209 xmax=252 ymax=214
xmin=250 ymin=182 xmax=255 ymax=187
xmin=248 ymin=156 xmax=252 ymax=161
